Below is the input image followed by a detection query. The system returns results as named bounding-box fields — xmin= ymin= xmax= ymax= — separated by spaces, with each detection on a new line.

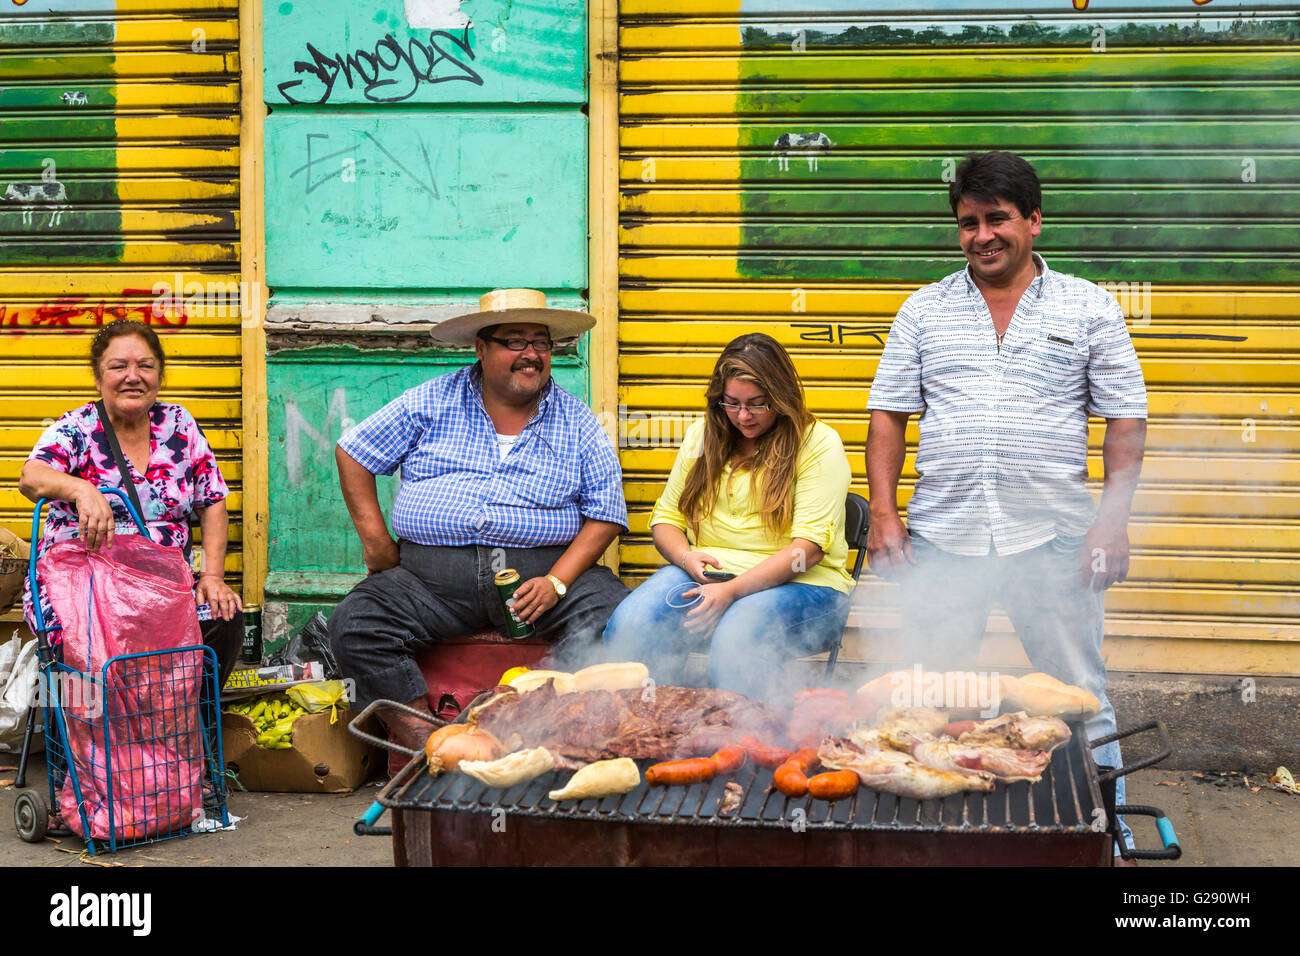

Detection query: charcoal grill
xmin=351 ymin=700 xmax=1181 ymax=867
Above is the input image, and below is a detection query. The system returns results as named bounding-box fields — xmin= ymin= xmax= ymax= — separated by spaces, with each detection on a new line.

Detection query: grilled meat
xmin=818 ymin=736 xmax=996 ymax=799
xmin=872 ymin=707 xmax=951 ymax=749
xmin=954 ymin=711 xmax=1071 ymax=752
xmin=719 ymin=782 xmax=744 ymax=816
xmin=905 ymin=735 xmax=1054 ymax=783
xmin=786 ymin=688 xmax=854 ymax=749
xmin=472 ymin=682 xmax=782 ymax=764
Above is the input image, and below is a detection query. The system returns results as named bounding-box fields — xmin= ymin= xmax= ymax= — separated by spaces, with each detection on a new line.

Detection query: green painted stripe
xmin=728 ymin=222 xmax=1298 ymax=253
xmin=739 ymin=20 xmax=1300 ymax=49
xmin=734 ymin=156 xmax=1300 ymax=183
xmin=732 ymin=189 xmax=1300 ymax=219
xmin=0 ymin=21 xmax=115 ymax=46
xmin=0 ymin=240 xmax=127 ymax=264
xmin=0 ymin=83 xmax=116 ymax=110
xmin=730 ymin=52 xmax=1300 ymax=83
xmin=0 ymin=146 xmax=119 ymax=174
xmin=0 ymin=53 xmax=116 ymax=79
xmin=716 ymin=86 xmax=1300 ymax=117
xmin=0 ymin=116 xmax=119 ymax=142
xmin=729 ymin=254 xmax=1300 ymax=284
xmin=736 ymin=122 xmax=1300 ymax=150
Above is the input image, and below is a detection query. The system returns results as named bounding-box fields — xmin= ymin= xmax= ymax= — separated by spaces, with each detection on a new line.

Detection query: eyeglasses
xmin=485 ymin=335 xmax=554 ymax=352
xmin=717 ymin=400 xmax=771 ymax=414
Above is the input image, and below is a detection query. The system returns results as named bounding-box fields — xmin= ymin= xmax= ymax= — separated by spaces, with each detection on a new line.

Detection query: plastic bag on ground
xmin=267 ymin=612 xmax=339 ymax=679
xmin=286 ymin=680 xmax=349 ymax=724
xmin=0 ymin=631 xmax=39 ymax=751
xmin=39 ymin=535 xmax=207 ymax=842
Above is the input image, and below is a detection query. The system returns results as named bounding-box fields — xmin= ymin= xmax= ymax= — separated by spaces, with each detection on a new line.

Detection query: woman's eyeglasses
xmin=717 ymin=400 xmax=771 ymax=414
xmin=486 ymin=335 xmax=554 ymax=352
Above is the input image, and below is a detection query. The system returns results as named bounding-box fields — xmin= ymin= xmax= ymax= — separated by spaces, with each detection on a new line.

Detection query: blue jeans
xmin=602 ymin=565 xmax=852 ymax=703
xmin=899 ymin=531 xmax=1132 ymax=851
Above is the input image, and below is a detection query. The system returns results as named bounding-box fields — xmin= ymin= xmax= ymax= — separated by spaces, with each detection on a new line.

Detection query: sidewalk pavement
xmin=0 ymin=754 xmax=1293 ymax=866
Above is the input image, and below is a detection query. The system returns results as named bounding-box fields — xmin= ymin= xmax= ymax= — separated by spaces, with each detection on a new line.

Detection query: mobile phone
xmin=703 ymin=570 xmax=736 ymax=582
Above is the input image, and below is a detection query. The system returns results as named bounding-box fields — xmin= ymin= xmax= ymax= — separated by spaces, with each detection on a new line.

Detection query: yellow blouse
xmin=650 ymin=419 xmax=854 ymax=594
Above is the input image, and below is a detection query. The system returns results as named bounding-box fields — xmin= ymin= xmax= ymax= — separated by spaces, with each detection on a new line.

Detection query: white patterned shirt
xmin=867 ymin=254 xmax=1147 ymax=557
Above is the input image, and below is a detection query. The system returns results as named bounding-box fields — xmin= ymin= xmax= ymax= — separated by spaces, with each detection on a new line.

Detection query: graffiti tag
xmin=1 ymin=291 xmax=187 ymax=337
xmin=276 ymin=27 xmax=483 ymax=105
xmin=792 ymin=322 xmax=890 ymax=345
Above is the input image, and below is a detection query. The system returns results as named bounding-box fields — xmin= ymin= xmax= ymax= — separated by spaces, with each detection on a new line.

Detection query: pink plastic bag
xmin=39 ymin=535 xmax=207 ymax=843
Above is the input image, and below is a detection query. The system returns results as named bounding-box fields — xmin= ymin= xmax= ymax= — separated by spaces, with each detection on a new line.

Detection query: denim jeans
xmin=899 ymin=531 xmax=1132 ymax=850
xmin=602 ymin=565 xmax=852 ymax=703
xmin=328 ymin=542 xmax=630 ymax=709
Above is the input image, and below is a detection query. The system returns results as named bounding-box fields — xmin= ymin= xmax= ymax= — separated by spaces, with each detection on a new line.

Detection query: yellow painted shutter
xmin=0 ymin=2 xmax=242 ymax=601
xmin=616 ymin=2 xmax=1300 ymax=673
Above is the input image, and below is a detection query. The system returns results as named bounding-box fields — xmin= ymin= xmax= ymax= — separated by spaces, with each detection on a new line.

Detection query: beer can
xmin=241 ymin=604 xmax=263 ymax=664
xmin=493 ymin=569 xmax=535 ymax=639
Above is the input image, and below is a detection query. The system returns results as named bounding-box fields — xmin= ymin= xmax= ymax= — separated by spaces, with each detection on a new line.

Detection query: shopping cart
xmin=12 ymin=488 xmax=229 ymax=854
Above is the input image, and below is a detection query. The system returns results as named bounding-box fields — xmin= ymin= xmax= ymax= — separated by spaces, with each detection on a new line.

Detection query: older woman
xmin=603 ymin=333 xmax=853 ymax=701
xmin=18 ymin=319 xmax=242 ymax=684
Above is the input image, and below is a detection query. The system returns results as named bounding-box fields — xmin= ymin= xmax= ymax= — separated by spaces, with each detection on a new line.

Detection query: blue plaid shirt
xmin=337 ymin=365 xmax=627 ymax=547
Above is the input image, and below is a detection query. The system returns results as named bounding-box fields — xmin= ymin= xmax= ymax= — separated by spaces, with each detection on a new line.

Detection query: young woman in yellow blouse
xmin=603 ymin=333 xmax=853 ymax=700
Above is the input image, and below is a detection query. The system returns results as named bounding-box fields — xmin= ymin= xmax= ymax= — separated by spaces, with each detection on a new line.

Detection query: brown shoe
xmin=1114 ymin=855 xmax=1140 ymax=867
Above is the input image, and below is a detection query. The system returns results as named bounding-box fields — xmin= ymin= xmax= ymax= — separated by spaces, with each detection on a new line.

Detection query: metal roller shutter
xmin=0 ymin=0 xmax=242 ymax=599
xmin=617 ymin=1 xmax=1300 ymax=673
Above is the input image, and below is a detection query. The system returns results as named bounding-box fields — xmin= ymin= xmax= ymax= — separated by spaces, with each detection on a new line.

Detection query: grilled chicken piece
xmin=955 ymin=711 xmax=1071 ymax=752
xmin=905 ymin=736 xmax=1054 ymax=784
xmin=871 ymin=707 xmax=951 ymax=750
xmin=819 ymin=737 xmax=995 ymax=799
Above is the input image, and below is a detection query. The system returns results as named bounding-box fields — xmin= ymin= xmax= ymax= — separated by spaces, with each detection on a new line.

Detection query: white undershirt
xmin=495 ymin=432 xmax=519 ymax=461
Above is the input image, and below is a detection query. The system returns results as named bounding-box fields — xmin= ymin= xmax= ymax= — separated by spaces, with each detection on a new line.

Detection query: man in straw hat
xmin=328 ymin=289 xmax=630 ymax=752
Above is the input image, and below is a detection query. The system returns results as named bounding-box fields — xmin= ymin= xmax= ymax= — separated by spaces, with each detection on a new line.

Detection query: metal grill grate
xmin=380 ymin=723 xmax=1103 ymax=835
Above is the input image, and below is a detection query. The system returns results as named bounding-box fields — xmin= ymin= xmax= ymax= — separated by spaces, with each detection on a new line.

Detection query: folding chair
xmin=823 ymin=492 xmax=870 ymax=677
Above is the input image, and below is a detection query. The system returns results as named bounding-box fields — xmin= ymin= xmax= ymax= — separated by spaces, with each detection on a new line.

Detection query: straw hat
xmin=430 ymin=289 xmax=594 ymax=347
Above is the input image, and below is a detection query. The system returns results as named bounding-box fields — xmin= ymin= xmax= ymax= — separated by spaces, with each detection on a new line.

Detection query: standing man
xmin=865 ymin=152 xmax=1147 ymax=856
xmin=329 ymin=289 xmax=630 ymax=752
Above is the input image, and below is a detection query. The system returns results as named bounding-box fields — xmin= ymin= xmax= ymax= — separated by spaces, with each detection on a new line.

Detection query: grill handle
xmin=354 ymin=800 xmax=392 ymax=837
xmin=1113 ymin=804 xmax=1182 ymax=861
xmin=347 ymin=698 xmax=447 ymax=756
xmin=1089 ymin=719 xmax=1172 ymax=784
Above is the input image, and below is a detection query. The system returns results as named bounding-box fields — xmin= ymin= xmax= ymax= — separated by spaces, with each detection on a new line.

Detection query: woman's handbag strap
xmin=94 ymin=399 xmax=150 ymax=542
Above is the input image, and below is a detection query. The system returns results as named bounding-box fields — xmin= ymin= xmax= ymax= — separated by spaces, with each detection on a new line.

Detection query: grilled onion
xmin=425 ymin=724 xmax=503 ymax=776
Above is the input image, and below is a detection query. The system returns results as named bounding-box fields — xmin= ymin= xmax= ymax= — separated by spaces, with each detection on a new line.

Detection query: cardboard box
xmin=221 ymin=708 xmax=382 ymax=793
xmin=0 ymin=528 xmax=29 ymax=615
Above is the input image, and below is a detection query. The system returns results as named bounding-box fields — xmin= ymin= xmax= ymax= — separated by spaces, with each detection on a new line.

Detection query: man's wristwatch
xmin=545 ymin=574 xmax=567 ymax=599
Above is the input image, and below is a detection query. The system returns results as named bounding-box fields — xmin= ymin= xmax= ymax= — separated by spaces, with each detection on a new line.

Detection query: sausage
xmin=646 ymin=758 xmax=716 ymax=787
xmin=773 ymin=763 xmax=808 ymax=798
xmin=943 ymin=720 xmax=977 ymax=738
xmin=788 ymin=747 xmax=820 ymax=774
xmin=793 ymin=688 xmax=851 ymax=704
xmin=740 ymin=736 xmax=792 ymax=768
xmin=807 ymin=769 xmax=859 ymax=801
xmin=710 ymin=745 xmax=746 ymax=775
xmin=772 ymin=748 xmax=819 ymax=798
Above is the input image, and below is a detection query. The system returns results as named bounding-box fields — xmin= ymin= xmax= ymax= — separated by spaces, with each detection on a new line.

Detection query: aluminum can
xmin=241 ymin=604 xmax=263 ymax=664
xmin=493 ymin=570 xmax=535 ymax=639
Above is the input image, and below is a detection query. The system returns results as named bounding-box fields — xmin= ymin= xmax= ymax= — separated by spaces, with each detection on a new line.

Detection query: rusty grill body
xmin=380 ymin=722 xmax=1117 ymax=866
